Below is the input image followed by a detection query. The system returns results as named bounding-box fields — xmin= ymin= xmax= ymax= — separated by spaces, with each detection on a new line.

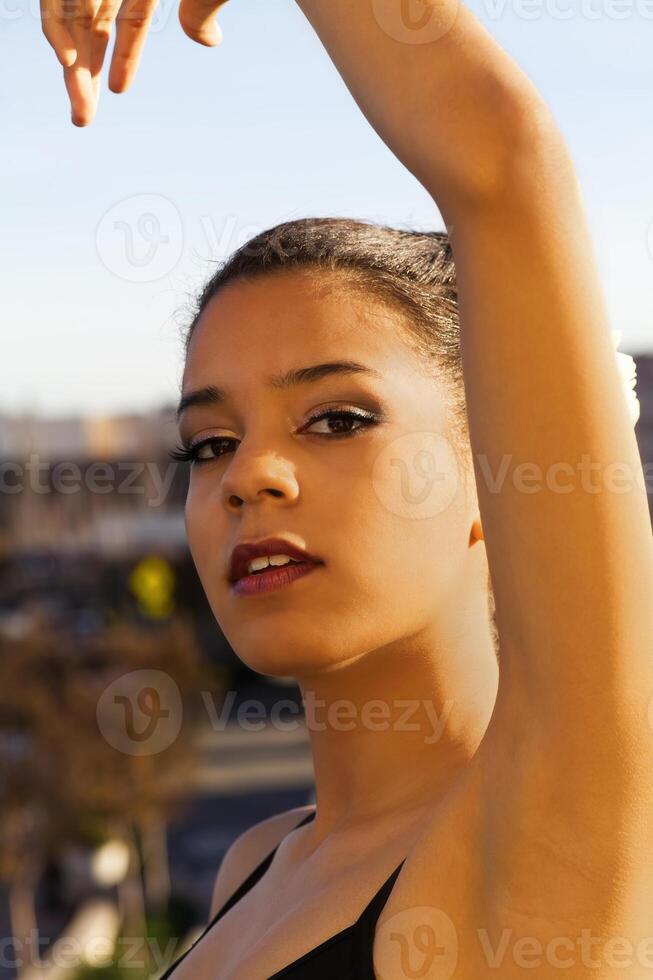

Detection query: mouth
xmin=230 ymin=559 xmax=322 ymax=597
xmin=227 ymin=536 xmax=324 ymax=597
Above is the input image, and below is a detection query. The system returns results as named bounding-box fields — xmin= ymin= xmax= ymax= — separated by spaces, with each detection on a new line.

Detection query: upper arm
xmin=208 ymin=805 xmax=315 ymax=921
xmin=450 ymin=113 xmax=653 ymax=763
xmin=436 ymin=111 xmax=653 ymax=924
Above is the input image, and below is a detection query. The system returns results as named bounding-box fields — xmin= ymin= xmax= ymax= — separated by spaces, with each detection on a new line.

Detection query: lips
xmin=227 ymin=537 xmax=323 ymax=584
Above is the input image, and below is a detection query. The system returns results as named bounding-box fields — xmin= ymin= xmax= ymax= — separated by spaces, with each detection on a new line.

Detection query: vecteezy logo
xmin=96 ymin=669 xmax=182 ymax=755
xmin=372 ymin=0 xmax=460 ymax=45
xmin=147 ymin=0 xmax=176 ymax=33
xmin=95 ymin=194 xmax=184 ymax=283
xmin=375 ymin=905 xmax=458 ymax=979
xmin=372 ymin=431 xmax=459 ymax=520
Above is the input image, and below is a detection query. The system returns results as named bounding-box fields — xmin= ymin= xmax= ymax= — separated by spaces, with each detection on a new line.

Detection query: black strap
xmin=353 ymin=859 xmax=406 ymax=978
xmin=157 ymin=809 xmax=316 ymax=979
xmin=210 ymin=809 xmax=316 ymax=926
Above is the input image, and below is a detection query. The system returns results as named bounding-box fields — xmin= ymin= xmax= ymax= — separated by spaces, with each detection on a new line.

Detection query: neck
xmin=295 ymin=598 xmax=499 ymax=836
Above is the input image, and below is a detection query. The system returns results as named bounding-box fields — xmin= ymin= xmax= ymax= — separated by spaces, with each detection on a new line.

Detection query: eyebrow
xmin=176 ymin=360 xmax=383 ymax=423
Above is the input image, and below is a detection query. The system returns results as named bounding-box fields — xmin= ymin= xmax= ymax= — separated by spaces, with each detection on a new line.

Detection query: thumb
xmin=178 ymin=0 xmax=228 ymax=45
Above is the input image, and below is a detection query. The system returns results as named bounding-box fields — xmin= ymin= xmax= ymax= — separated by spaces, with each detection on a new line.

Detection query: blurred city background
xmin=0 ymin=350 xmax=651 ymax=980
xmin=3 ymin=0 xmax=653 ymax=974
xmin=0 ymin=405 xmax=316 ymax=979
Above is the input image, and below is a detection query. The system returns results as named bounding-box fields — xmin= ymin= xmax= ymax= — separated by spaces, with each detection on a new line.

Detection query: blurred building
xmin=0 ymin=405 xmax=188 ymax=559
xmin=0 ymin=356 xmax=652 ymax=562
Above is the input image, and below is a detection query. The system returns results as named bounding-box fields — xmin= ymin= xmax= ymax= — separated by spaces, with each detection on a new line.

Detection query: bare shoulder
xmin=208 ymin=803 xmax=316 ymax=921
xmin=375 ymin=707 xmax=652 ymax=980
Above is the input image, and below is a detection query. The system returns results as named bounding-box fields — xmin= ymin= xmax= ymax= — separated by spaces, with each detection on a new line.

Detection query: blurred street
xmin=0 ymin=687 xmax=315 ymax=980
xmin=167 ymin=701 xmax=315 ymax=921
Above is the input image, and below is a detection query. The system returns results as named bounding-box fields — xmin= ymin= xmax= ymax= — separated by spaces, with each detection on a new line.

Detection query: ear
xmin=469 ymin=515 xmax=484 ymax=546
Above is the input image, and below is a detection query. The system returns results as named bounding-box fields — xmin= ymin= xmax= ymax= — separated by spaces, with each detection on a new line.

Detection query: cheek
xmin=311 ymin=439 xmax=466 ymax=605
xmin=369 ymin=429 xmax=461 ymax=525
xmin=355 ymin=518 xmax=456 ymax=604
xmin=184 ymin=480 xmax=225 ymax=582
xmin=352 ymin=472 xmax=470 ymax=613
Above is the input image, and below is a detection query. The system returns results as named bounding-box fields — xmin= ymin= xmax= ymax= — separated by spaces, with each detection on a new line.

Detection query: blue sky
xmin=1 ymin=0 xmax=652 ymax=418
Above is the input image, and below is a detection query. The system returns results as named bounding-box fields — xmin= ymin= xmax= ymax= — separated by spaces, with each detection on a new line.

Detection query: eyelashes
xmin=168 ymin=407 xmax=383 ymax=466
xmin=168 ymin=437 xmax=234 ymax=464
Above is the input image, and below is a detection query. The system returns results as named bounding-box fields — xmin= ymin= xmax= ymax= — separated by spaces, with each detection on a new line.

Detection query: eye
xmin=302 ymin=407 xmax=381 ymax=437
xmin=168 ymin=407 xmax=384 ymax=467
xmin=168 ymin=436 xmax=236 ymax=465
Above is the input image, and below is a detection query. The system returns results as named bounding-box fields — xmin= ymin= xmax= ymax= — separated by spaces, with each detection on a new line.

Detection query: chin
xmin=225 ymin=626 xmax=351 ymax=679
xmin=232 ymin=651 xmax=311 ymax=681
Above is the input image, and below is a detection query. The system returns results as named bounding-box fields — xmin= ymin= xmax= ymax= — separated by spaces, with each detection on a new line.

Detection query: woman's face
xmin=179 ymin=268 xmax=477 ymax=677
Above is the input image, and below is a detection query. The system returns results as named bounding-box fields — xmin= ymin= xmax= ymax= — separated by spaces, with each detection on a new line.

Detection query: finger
xmin=64 ymin=0 xmax=101 ymax=126
xmin=178 ymin=0 xmax=229 ymax=45
xmin=89 ymin=0 xmax=122 ymax=97
xmin=108 ymin=0 xmax=158 ymax=93
xmin=64 ymin=57 xmax=96 ymax=126
xmin=40 ymin=0 xmax=77 ymax=67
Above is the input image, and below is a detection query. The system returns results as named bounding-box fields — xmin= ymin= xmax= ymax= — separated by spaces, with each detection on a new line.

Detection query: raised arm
xmin=293 ymin=0 xmax=551 ymax=217
xmin=293 ymin=0 xmax=653 ymax=736
xmin=294 ymin=0 xmax=653 ymax=954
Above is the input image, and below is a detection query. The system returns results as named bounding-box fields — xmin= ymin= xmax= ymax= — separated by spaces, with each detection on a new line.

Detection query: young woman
xmin=44 ymin=1 xmax=653 ymax=978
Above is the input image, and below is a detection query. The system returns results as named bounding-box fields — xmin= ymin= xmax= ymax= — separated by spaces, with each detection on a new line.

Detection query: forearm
xmin=294 ymin=0 xmax=557 ymax=217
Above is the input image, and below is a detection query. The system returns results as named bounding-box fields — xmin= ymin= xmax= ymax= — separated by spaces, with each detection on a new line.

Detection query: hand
xmin=41 ymin=0 xmax=230 ymax=126
xmin=178 ymin=0 xmax=230 ymax=45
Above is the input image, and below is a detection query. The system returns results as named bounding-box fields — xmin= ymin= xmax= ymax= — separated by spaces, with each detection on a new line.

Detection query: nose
xmin=221 ymin=449 xmax=300 ymax=512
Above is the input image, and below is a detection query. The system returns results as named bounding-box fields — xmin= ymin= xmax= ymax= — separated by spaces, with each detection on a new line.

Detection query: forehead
xmin=183 ymin=269 xmax=419 ymax=383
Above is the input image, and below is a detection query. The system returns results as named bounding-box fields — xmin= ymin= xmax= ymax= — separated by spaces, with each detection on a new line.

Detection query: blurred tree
xmin=0 ymin=613 xmax=214 ymax=976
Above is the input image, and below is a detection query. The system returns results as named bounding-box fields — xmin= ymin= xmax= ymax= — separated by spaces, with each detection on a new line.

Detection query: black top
xmin=158 ymin=809 xmax=406 ymax=979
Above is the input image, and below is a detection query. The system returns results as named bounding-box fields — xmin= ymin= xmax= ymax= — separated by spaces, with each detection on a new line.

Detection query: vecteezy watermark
xmin=9 ymin=0 xmax=177 ymax=30
xmin=375 ymin=905 xmax=459 ymax=979
xmin=95 ymin=677 xmax=458 ymax=756
xmin=95 ymin=203 xmax=308 ymax=284
xmin=96 ymin=203 xmax=442 ymax=287
xmin=0 ymin=930 xmax=112 ymax=971
xmin=375 ymin=912 xmax=653 ymax=977
xmin=372 ymin=0 xmax=461 ymax=44
xmin=372 ymin=433 xmax=653 ymax=520
xmin=369 ymin=0 xmax=653 ymax=44
xmin=0 ymin=456 xmax=179 ymax=507
xmin=477 ymin=927 xmax=653 ymax=970
xmin=203 ymin=690 xmax=456 ymax=744
xmin=372 ymin=431 xmax=460 ymax=520
xmin=473 ymin=452 xmax=653 ymax=495
xmin=197 ymin=213 xmax=309 ymax=262
xmin=96 ymin=673 xmax=653 ymax=758
xmin=96 ymin=194 xmax=184 ymax=283
xmin=0 ymin=929 xmax=183 ymax=972
xmin=8 ymin=915 xmax=653 ymax=974
xmin=91 ymin=207 xmax=444 ymax=286
xmin=96 ymin=669 xmax=182 ymax=756
xmin=481 ymin=0 xmax=653 ymax=19
xmin=4 ymin=447 xmax=650 ymax=504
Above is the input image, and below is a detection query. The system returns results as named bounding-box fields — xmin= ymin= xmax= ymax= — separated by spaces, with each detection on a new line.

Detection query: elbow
xmin=434 ymin=90 xmax=576 ymax=220
xmin=498 ymin=95 xmax=575 ymax=200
